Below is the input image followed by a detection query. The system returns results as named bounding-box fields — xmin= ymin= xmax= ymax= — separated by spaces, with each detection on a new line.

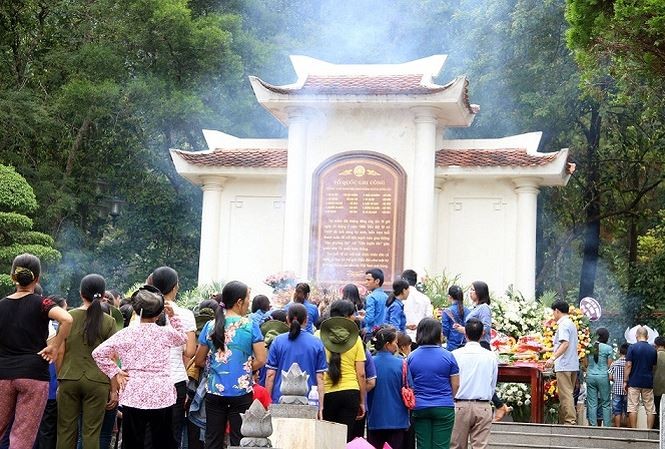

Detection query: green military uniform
xmin=57 ymin=309 xmax=116 ymax=449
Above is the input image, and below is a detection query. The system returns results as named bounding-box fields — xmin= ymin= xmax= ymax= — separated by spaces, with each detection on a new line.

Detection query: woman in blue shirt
xmin=367 ymin=326 xmax=411 ymax=449
xmin=385 ymin=279 xmax=409 ymax=332
xmin=585 ymin=327 xmax=613 ymax=426
xmin=194 ymin=281 xmax=266 ymax=449
xmin=408 ymin=318 xmax=459 ymax=449
xmin=452 ymin=280 xmax=512 ymax=421
xmin=250 ymin=294 xmax=271 ymax=325
xmin=453 ymin=281 xmax=491 ymax=344
xmin=265 ymin=303 xmax=328 ymax=414
xmin=442 ymin=285 xmax=469 ymax=351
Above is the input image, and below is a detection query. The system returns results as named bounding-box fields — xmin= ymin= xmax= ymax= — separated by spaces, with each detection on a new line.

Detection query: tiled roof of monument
xmin=172 ymin=149 xmax=287 ymax=168
xmin=253 ymin=75 xmax=479 ymax=114
xmin=174 ymin=147 xmax=559 ymax=169
xmin=255 ymin=74 xmax=450 ymax=95
xmin=435 ymin=148 xmax=559 ymax=167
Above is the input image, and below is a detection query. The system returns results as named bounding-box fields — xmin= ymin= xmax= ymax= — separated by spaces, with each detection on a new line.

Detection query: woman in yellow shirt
xmin=320 ymin=300 xmax=366 ymax=442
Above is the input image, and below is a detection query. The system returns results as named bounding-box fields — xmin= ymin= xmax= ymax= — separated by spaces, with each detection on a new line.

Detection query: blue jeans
xmin=612 ymin=394 xmax=627 ymax=416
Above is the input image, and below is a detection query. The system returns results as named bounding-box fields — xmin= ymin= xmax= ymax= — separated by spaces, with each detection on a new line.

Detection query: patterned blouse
xmin=199 ymin=316 xmax=264 ymax=397
xmin=92 ymin=315 xmax=187 ymax=409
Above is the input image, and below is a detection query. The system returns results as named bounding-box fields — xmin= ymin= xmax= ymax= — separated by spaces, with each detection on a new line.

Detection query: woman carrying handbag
xmin=367 ymin=326 xmax=413 ymax=449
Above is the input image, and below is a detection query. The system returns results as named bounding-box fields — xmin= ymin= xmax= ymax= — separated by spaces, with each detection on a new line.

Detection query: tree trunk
xmin=578 ymin=107 xmax=602 ymax=301
xmin=65 ymin=116 xmax=92 ymax=177
xmin=627 ymin=217 xmax=638 ymax=289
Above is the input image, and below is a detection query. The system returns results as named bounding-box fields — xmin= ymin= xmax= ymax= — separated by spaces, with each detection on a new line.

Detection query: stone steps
xmin=488 ymin=422 xmax=658 ymax=449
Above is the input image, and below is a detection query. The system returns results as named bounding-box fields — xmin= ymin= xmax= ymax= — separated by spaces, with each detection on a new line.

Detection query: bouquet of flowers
xmin=264 ymin=271 xmax=297 ymax=291
xmin=492 ymin=287 xmax=547 ymax=340
xmin=542 ymin=377 xmax=559 ymax=423
xmin=496 ymin=382 xmax=531 ymax=421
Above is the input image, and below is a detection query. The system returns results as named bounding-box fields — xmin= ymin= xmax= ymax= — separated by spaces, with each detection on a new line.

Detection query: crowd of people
xmin=1 ymin=252 xmax=663 ymax=449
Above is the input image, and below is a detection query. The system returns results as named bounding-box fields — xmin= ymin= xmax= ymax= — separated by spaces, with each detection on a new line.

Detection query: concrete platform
xmin=271 ymin=417 xmax=347 ymax=449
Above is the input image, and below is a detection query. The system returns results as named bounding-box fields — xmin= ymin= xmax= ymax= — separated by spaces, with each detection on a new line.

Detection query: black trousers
xmin=204 ymin=393 xmax=253 ymax=449
xmin=35 ymin=399 xmax=57 ymax=449
xmin=322 ymin=390 xmax=360 ymax=442
xmin=122 ymin=406 xmax=175 ymax=449
xmin=367 ymin=428 xmax=406 ymax=449
xmin=171 ymin=381 xmax=187 ymax=447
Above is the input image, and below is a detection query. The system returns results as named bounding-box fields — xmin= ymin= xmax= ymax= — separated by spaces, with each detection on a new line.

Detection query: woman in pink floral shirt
xmin=92 ymin=285 xmax=186 ymax=449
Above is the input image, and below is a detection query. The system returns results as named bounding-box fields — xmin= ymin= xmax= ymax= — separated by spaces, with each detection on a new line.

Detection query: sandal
xmin=494 ymin=404 xmax=513 ymax=421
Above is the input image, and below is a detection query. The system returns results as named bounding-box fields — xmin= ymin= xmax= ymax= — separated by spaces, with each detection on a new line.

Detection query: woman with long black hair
xmin=320 ymin=299 xmax=367 ymax=442
xmin=194 ymin=281 xmax=266 ymax=449
xmin=57 ymin=274 xmax=117 ymax=449
xmin=442 ymin=285 xmax=469 ymax=351
xmin=265 ymin=303 xmax=327 ymax=412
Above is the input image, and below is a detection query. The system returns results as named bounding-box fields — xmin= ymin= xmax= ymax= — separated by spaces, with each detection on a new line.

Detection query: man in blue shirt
xmin=284 ymin=283 xmax=319 ymax=333
xmin=625 ymin=326 xmax=658 ymax=429
xmin=363 ymin=268 xmax=387 ymax=335
xmin=451 ymin=319 xmax=497 ymax=449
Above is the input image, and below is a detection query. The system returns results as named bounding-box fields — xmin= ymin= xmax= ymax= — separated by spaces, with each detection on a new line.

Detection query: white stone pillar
xmin=514 ymin=178 xmax=540 ymax=300
xmin=282 ymin=108 xmax=309 ymax=276
xmin=198 ymin=177 xmax=225 ymax=286
xmin=411 ymin=107 xmax=439 ymax=275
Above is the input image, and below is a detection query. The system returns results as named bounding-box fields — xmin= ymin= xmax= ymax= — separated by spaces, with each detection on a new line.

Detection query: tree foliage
xmin=566 ymin=0 xmax=665 ymax=83
xmin=0 ymin=165 xmax=60 ymax=295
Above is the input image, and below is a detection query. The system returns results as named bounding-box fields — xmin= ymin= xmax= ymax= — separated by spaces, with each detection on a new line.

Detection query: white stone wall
xmin=436 ymin=178 xmax=519 ymax=295
xmin=215 ymin=178 xmax=285 ymax=292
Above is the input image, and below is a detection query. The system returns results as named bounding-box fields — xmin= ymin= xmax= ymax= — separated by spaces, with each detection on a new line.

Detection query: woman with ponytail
xmin=442 ymin=285 xmax=469 ymax=351
xmin=0 ymin=254 xmax=72 ymax=449
xmin=56 ymin=274 xmax=116 ymax=449
xmin=320 ymin=299 xmax=367 ymax=442
xmin=265 ymin=303 xmax=327 ymax=409
xmin=585 ymin=327 xmax=613 ymax=426
xmin=367 ymin=326 xmax=411 ymax=449
xmin=385 ymin=279 xmax=410 ymax=332
xmin=194 ymin=281 xmax=266 ymax=449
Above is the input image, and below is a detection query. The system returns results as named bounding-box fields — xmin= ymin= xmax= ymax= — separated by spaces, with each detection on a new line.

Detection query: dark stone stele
xmin=309 ymin=151 xmax=406 ymax=285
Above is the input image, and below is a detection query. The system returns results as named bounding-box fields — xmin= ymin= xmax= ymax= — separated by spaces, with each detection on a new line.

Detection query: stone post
xmin=270 ymin=362 xmax=318 ymax=419
xmin=236 ymin=399 xmax=275 ymax=448
xmin=198 ymin=177 xmax=225 ymax=285
xmin=282 ymin=108 xmax=308 ymax=276
xmin=513 ymin=177 xmax=540 ymax=300
xmin=410 ymin=107 xmax=439 ymax=274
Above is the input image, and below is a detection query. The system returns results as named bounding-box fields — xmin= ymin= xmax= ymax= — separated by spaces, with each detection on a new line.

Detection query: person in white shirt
xmin=401 ymin=269 xmax=433 ymax=343
xmin=147 ymin=266 xmax=197 ymax=448
xmin=450 ymin=318 xmax=498 ymax=449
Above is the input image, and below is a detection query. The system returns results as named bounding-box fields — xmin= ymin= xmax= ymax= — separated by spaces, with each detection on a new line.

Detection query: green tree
xmin=566 ymin=0 xmax=665 ymax=84
xmin=0 ymin=164 xmax=60 ymax=295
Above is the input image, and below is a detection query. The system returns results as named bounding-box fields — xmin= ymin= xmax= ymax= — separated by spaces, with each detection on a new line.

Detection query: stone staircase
xmin=489 ymin=422 xmax=659 ymax=449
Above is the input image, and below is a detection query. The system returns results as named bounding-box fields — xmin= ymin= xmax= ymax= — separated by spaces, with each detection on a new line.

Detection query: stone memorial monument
xmin=171 ymin=55 xmax=573 ymax=299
